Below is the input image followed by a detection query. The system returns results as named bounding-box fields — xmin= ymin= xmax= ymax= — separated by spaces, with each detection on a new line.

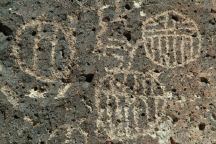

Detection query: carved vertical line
xmin=121 ymin=73 xmax=127 ymax=136
xmin=189 ymin=37 xmax=194 ymax=61
xmin=95 ymin=1 xmax=109 ymax=59
xmin=150 ymin=78 xmax=156 ymax=96
xmin=133 ymin=91 xmax=139 ymax=134
xmin=165 ymin=12 xmax=170 ymax=67
xmin=51 ymin=26 xmax=59 ymax=67
xmin=173 ymin=21 xmax=177 ymax=66
xmin=181 ymin=36 xmax=185 ymax=65
xmin=173 ymin=33 xmax=177 ymax=66
xmin=107 ymin=78 xmax=114 ymax=133
xmin=33 ymin=22 xmax=41 ymax=71
xmin=124 ymin=81 xmax=130 ymax=137
xmin=165 ymin=35 xmax=170 ymax=67
xmin=144 ymin=37 xmax=150 ymax=58
xmin=198 ymin=34 xmax=202 ymax=58
xmin=150 ymin=37 xmax=155 ymax=61
xmin=158 ymin=36 xmax=163 ymax=64
xmin=106 ymin=93 xmax=110 ymax=130
xmin=115 ymin=0 xmax=121 ymax=19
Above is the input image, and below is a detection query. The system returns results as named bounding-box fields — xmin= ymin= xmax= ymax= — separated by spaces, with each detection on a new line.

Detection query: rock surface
xmin=0 ymin=0 xmax=216 ymax=143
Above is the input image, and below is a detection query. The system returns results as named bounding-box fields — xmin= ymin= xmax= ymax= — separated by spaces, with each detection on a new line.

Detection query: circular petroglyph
xmin=95 ymin=68 xmax=170 ymax=141
xmin=142 ymin=10 xmax=202 ymax=68
xmin=12 ymin=16 xmax=77 ymax=98
xmin=12 ymin=16 xmax=76 ymax=83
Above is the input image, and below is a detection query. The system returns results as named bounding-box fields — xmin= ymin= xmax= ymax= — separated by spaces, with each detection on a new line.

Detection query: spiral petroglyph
xmin=142 ymin=10 xmax=202 ymax=68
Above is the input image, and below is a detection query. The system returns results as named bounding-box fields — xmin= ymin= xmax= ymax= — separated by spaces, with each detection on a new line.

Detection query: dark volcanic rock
xmin=0 ymin=0 xmax=216 ymax=143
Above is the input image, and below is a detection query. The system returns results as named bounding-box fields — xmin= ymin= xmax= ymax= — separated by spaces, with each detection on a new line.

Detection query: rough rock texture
xmin=0 ymin=0 xmax=216 ymax=143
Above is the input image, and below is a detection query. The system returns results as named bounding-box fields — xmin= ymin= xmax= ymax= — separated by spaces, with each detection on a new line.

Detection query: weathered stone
xmin=0 ymin=0 xmax=216 ymax=143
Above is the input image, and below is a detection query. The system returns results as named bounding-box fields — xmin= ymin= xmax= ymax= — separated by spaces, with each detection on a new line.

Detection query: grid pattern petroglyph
xmin=142 ymin=10 xmax=201 ymax=68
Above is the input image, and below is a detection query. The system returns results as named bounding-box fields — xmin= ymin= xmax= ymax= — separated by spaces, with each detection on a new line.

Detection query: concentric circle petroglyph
xmin=142 ymin=10 xmax=202 ymax=68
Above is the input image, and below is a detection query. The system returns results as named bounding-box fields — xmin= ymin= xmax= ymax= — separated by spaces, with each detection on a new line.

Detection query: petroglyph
xmin=13 ymin=16 xmax=76 ymax=83
xmin=23 ymin=116 xmax=34 ymax=125
xmin=95 ymin=68 xmax=170 ymax=140
xmin=48 ymin=123 xmax=88 ymax=144
xmin=12 ymin=16 xmax=76 ymax=98
xmin=95 ymin=1 xmax=110 ymax=60
xmin=142 ymin=10 xmax=202 ymax=68
xmin=1 ymin=86 xmax=20 ymax=108
xmin=95 ymin=2 xmax=172 ymax=141
xmin=28 ymin=88 xmax=46 ymax=98
xmin=75 ymin=0 xmax=88 ymax=7
xmin=133 ymin=1 xmax=142 ymax=8
xmin=95 ymin=1 xmax=135 ymax=70
xmin=94 ymin=4 xmax=186 ymax=143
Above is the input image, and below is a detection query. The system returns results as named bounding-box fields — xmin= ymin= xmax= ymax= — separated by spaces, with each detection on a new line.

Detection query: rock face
xmin=0 ymin=0 xmax=216 ymax=143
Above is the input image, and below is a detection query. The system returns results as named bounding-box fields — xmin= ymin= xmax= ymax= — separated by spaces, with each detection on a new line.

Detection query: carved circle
xmin=13 ymin=16 xmax=76 ymax=82
xmin=142 ymin=10 xmax=202 ymax=68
